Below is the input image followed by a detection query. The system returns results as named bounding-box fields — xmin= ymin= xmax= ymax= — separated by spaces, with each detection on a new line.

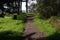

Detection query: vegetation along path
xmin=23 ymin=15 xmax=46 ymax=40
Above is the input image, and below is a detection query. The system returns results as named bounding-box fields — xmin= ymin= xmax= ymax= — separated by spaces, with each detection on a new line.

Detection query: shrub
xmin=17 ymin=13 xmax=27 ymax=23
xmin=37 ymin=0 xmax=60 ymax=19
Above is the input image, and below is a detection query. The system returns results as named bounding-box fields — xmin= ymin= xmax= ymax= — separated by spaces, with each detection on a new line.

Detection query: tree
xmin=0 ymin=0 xmax=15 ymax=18
xmin=28 ymin=0 xmax=37 ymax=13
xmin=37 ymin=0 xmax=60 ymax=19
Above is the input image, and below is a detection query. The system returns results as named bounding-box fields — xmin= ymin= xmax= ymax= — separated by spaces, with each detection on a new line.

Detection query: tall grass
xmin=0 ymin=18 xmax=24 ymax=40
xmin=34 ymin=16 xmax=56 ymax=36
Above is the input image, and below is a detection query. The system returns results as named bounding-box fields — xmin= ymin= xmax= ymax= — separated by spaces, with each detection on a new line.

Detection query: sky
xmin=22 ymin=0 xmax=37 ymax=12
xmin=22 ymin=2 xmax=26 ymax=12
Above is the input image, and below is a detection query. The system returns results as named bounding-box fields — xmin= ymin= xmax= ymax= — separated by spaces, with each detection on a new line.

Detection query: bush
xmin=37 ymin=0 xmax=60 ymax=19
xmin=5 ymin=13 xmax=13 ymax=17
xmin=17 ymin=13 xmax=27 ymax=23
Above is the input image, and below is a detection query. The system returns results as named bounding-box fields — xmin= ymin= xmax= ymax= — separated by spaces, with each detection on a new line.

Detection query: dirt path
xmin=23 ymin=16 xmax=46 ymax=40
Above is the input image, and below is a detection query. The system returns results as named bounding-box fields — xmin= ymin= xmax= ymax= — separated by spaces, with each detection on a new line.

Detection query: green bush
xmin=37 ymin=0 xmax=60 ymax=19
xmin=5 ymin=13 xmax=13 ymax=17
xmin=17 ymin=13 xmax=27 ymax=23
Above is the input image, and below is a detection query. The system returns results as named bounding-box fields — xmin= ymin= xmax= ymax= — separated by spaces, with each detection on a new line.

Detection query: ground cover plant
xmin=48 ymin=16 xmax=60 ymax=31
xmin=0 ymin=18 xmax=24 ymax=40
xmin=34 ymin=15 xmax=56 ymax=36
xmin=34 ymin=15 xmax=60 ymax=40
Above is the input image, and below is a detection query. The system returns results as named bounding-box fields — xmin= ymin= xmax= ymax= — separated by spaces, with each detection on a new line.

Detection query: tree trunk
xmin=26 ymin=0 xmax=28 ymax=12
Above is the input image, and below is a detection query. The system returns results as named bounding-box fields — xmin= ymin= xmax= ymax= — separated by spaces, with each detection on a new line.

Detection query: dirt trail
xmin=23 ymin=15 xmax=46 ymax=40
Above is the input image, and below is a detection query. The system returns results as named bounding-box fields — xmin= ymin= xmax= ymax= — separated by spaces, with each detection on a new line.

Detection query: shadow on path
xmin=23 ymin=32 xmax=46 ymax=40
xmin=23 ymin=31 xmax=60 ymax=40
xmin=0 ymin=31 xmax=59 ymax=40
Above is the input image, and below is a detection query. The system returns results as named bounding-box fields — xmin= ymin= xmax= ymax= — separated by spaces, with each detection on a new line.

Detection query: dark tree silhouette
xmin=37 ymin=0 xmax=60 ymax=19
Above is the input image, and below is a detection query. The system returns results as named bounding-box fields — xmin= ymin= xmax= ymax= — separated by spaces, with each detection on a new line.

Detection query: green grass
xmin=0 ymin=18 xmax=24 ymax=40
xmin=34 ymin=16 xmax=56 ymax=36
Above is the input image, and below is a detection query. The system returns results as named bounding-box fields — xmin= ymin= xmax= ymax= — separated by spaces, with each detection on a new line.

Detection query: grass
xmin=34 ymin=16 xmax=56 ymax=37
xmin=0 ymin=18 xmax=24 ymax=40
xmin=48 ymin=16 xmax=60 ymax=31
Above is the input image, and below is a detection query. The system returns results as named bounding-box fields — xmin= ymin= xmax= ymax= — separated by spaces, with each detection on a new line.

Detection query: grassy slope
xmin=48 ymin=17 xmax=60 ymax=31
xmin=34 ymin=16 xmax=56 ymax=37
xmin=0 ymin=18 xmax=24 ymax=33
xmin=0 ymin=18 xmax=24 ymax=40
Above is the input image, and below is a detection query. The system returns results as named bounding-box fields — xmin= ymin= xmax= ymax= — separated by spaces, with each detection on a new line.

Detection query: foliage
xmin=29 ymin=4 xmax=37 ymax=13
xmin=5 ymin=13 xmax=13 ymax=17
xmin=0 ymin=18 xmax=24 ymax=40
xmin=17 ymin=13 xmax=27 ymax=23
xmin=48 ymin=16 xmax=60 ymax=31
xmin=34 ymin=15 xmax=56 ymax=36
xmin=37 ymin=0 xmax=60 ymax=19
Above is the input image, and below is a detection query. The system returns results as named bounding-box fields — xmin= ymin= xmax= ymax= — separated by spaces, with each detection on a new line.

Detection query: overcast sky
xmin=22 ymin=0 xmax=37 ymax=12
xmin=22 ymin=2 xmax=26 ymax=12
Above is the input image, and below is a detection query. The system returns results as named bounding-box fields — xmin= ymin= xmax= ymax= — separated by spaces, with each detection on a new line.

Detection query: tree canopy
xmin=37 ymin=0 xmax=60 ymax=19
